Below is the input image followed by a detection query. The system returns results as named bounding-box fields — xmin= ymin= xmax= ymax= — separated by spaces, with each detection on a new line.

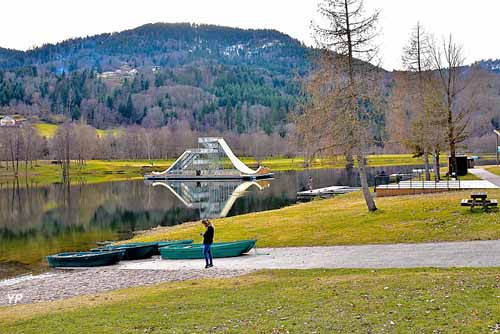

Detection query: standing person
xmin=307 ymin=176 xmax=313 ymax=191
xmin=201 ymin=219 xmax=214 ymax=268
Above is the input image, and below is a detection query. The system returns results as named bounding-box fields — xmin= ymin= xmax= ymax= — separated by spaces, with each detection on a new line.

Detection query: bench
xmin=461 ymin=199 xmax=472 ymax=207
xmin=461 ymin=198 xmax=498 ymax=209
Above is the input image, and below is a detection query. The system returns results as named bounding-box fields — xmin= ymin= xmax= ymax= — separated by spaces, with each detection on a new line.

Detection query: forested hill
xmin=3 ymin=23 xmax=308 ymax=74
xmin=0 ymin=23 xmax=310 ymax=134
xmin=0 ymin=47 xmax=24 ymax=69
xmin=476 ymin=59 xmax=500 ymax=74
xmin=1 ymin=23 xmax=498 ymax=149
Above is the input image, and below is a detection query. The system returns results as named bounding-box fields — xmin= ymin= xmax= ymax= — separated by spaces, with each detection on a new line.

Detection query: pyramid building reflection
xmin=147 ymin=180 xmax=270 ymax=219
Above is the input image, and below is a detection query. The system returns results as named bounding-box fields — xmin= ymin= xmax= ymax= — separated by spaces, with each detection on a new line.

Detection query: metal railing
xmin=375 ymin=170 xmax=462 ymax=191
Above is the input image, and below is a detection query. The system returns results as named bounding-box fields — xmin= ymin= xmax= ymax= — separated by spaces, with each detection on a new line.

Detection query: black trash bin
xmin=449 ymin=156 xmax=468 ymax=176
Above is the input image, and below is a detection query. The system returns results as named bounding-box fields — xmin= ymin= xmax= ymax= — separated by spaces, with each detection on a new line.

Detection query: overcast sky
xmin=1 ymin=0 xmax=498 ymax=70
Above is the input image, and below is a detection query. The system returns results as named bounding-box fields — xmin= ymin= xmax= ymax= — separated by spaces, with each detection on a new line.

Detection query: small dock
xmin=297 ymin=186 xmax=360 ymax=199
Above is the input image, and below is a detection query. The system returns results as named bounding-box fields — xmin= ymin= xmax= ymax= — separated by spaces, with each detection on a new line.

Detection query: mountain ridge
xmin=0 ymin=23 xmax=498 ymax=152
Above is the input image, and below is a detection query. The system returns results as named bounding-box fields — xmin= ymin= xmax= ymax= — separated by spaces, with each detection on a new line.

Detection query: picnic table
xmin=461 ymin=192 xmax=498 ymax=210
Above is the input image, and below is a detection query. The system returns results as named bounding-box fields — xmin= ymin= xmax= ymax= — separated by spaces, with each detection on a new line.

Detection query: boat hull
xmin=47 ymin=251 xmax=124 ymax=268
xmin=160 ymin=240 xmax=257 ymax=259
xmin=92 ymin=244 xmax=156 ymax=260
xmin=114 ymin=240 xmax=193 ymax=255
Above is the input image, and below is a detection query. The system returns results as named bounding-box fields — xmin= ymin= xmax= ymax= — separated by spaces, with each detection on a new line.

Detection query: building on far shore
xmin=0 ymin=116 xmax=16 ymax=127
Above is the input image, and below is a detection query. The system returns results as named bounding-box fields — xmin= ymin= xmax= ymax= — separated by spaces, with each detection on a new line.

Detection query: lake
xmin=0 ymin=165 xmax=419 ymax=279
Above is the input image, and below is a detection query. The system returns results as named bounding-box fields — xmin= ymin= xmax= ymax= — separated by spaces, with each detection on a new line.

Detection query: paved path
xmin=4 ymin=240 xmax=500 ymax=306
xmin=119 ymin=240 xmax=500 ymax=270
xmin=469 ymin=167 xmax=500 ymax=187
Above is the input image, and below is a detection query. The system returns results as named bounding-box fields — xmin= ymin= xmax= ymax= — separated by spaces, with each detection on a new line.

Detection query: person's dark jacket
xmin=203 ymin=225 xmax=214 ymax=244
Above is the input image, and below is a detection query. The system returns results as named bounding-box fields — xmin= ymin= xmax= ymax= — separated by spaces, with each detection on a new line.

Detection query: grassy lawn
xmin=242 ymin=154 xmax=438 ymax=172
xmin=2 ymin=268 xmax=500 ymax=333
xmin=459 ymin=173 xmax=482 ymax=180
xmin=132 ymin=190 xmax=500 ymax=247
xmin=34 ymin=122 xmax=122 ymax=138
xmin=0 ymin=159 xmax=173 ymax=186
xmin=0 ymin=154 xmax=431 ymax=187
xmin=33 ymin=123 xmax=59 ymax=138
xmin=0 ymin=155 xmax=486 ymax=187
xmin=486 ymin=166 xmax=500 ymax=176
xmin=412 ymin=172 xmax=481 ymax=181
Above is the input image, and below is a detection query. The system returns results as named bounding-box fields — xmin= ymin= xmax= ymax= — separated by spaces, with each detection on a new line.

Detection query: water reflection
xmin=0 ymin=165 xmax=420 ymax=279
xmin=149 ymin=180 xmax=270 ymax=219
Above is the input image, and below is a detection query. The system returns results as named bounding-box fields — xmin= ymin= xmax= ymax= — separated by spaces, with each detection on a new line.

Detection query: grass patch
xmin=2 ymin=268 xmax=500 ymax=333
xmin=242 ymin=154 xmax=436 ymax=172
xmin=0 ymin=159 xmax=173 ymax=187
xmin=412 ymin=171 xmax=481 ymax=181
xmin=132 ymin=190 xmax=500 ymax=247
xmin=34 ymin=122 xmax=121 ymax=139
xmin=0 ymin=155 xmax=486 ymax=187
xmin=486 ymin=166 xmax=500 ymax=176
xmin=33 ymin=123 xmax=59 ymax=138
xmin=0 ymin=154 xmax=434 ymax=187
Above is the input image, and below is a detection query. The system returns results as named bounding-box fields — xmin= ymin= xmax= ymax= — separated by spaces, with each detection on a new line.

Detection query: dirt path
xmin=121 ymin=240 xmax=500 ymax=270
xmin=3 ymin=239 xmax=500 ymax=306
xmin=469 ymin=167 xmax=500 ymax=187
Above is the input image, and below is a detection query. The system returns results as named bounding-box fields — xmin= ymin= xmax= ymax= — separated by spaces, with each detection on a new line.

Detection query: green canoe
xmin=47 ymin=250 xmax=125 ymax=268
xmin=160 ymin=240 xmax=257 ymax=260
xmin=91 ymin=244 xmax=156 ymax=260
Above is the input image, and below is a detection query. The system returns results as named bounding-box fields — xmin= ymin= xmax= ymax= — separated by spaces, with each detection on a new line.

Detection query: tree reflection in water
xmin=0 ymin=165 xmax=417 ymax=279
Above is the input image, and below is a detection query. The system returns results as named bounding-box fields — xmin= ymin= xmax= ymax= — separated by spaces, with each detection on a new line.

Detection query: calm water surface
xmin=0 ymin=165 xmax=420 ymax=279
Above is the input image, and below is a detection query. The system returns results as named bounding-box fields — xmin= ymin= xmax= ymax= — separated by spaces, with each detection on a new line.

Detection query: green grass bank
xmin=2 ymin=268 xmax=499 ymax=333
xmin=132 ymin=190 xmax=500 ymax=247
xmin=0 ymin=154 xmax=450 ymax=187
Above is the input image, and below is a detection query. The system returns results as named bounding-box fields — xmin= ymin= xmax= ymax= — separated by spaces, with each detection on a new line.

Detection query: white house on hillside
xmin=0 ymin=116 xmax=16 ymax=127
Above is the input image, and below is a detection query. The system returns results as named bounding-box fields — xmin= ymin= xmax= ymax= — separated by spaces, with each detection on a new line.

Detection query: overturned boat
xmin=47 ymin=250 xmax=125 ymax=268
xmin=101 ymin=240 xmax=194 ymax=255
xmin=144 ymin=137 xmax=273 ymax=180
xmin=91 ymin=244 xmax=156 ymax=260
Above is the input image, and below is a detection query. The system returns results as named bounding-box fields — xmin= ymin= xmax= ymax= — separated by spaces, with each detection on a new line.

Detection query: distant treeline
xmin=0 ymin=121 xmax=296 ymax=176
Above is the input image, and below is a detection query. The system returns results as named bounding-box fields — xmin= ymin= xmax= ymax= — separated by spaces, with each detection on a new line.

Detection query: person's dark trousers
xmin=203 ymin=243 xmax=213 ymax=266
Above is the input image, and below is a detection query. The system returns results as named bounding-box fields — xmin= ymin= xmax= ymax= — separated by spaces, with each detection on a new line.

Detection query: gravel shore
xmin=3 ymin=239 xmax=500 ymax=307
xmin=0 ymin=262 xmax=251 ymax=306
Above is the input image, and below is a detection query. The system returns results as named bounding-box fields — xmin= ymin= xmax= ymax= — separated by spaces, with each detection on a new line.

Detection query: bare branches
xmin=429 ymin=34 xmax=474 ymax=172
xmin=299 ymin=0 xmax=382 ymax=211
xmin=314 ymin=0 xmax=380 ymax=65
xmin=402 ymin=22 xmax=432 ymax=73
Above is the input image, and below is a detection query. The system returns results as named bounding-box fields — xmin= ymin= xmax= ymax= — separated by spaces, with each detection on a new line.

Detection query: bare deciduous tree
xmin=302 ymin=0 xmax=381 ymax=211
xmin=430 ymin=35 xmax=473 ymax=174
xmin=402 ymin=22 xmax=433 ymax=180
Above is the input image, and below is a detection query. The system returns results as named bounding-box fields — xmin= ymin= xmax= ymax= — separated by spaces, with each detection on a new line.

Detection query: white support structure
xmin=148 ymin=137 xmax=272 ymax=179
xmin=150 ymin=181 xmax=268 ymax=218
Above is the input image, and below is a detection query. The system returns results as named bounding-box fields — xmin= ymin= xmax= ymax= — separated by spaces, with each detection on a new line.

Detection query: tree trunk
xmin=357 ymin=153 xmax=377 ymax=212
xmin=345 ymin=150 xmax=354 ymax=170
xmin=433 ymin=149 xmax=440 ymax=182
xmin=449 ymin=140 xmax=456 ymax=176
xmin=423 ymin=147 xmax=430 ymax=181
xmin=446 ymin=92 xmax=456 ymax=175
